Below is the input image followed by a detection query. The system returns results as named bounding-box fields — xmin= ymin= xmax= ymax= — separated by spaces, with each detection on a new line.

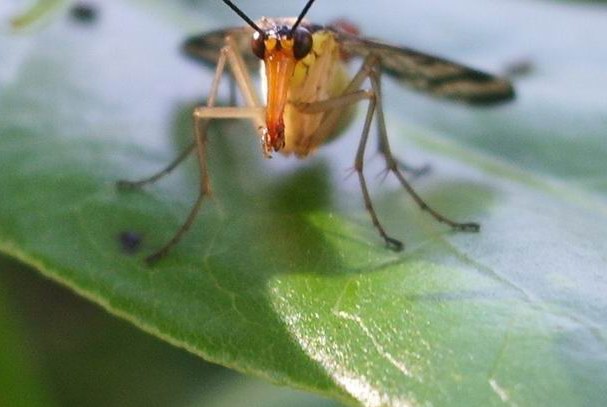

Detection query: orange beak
xmin=263 ymin=49 xmax=296 ymax=155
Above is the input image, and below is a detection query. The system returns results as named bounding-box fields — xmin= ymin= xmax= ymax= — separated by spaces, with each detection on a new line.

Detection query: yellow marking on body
xmin=281 ymin=38 xmax=294 ymax=50
xmin=282 ymin=30 xmax=354 ymax=157
xmin=265 ymin=37 xmax=277 ymax=51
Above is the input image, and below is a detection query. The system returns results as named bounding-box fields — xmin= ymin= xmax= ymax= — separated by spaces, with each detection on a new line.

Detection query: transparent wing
xmin=335 ymin=31 xmax=515 ymax=105
xmin=182 ymin=26 xmax=259 ymax=71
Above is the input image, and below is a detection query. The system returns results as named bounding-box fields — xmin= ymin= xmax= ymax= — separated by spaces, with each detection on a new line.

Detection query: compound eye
xmin=251 ymin=32 xmax=266 ymax=59
xmin=292 ymin=27 xmax=313 ymax=60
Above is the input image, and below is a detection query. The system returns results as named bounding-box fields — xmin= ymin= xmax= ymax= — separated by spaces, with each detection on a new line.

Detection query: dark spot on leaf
xmin=118 ymin=231 xmax=142 ymax=254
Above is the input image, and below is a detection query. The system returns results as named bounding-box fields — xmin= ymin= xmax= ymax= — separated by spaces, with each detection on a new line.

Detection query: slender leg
xmin=116 ymin=142 xmax=195 ymax=189
xmin=228 ymin=72 xmax=237 ymax=106
xmin=137 ymin=39 xmax=264 ymax=264
xmin=295 ymin=58 xmax=403 ymax=250
xmin=368 ymin=68 xmax=480 ymax=233
xmin=293 ymin=89 xmax=373 ymax=114
xmin=116 ymin=39 xmax=231 ymax=190
xmin=352 ymin=85 xmax=404 ymax=250
xmin=301 ymin=56 xmax=376 ymax=149
xmin=145 ymin=109 xmax=210 ymax=264
xmin=294 ymin=56 xmax=478 ymax=249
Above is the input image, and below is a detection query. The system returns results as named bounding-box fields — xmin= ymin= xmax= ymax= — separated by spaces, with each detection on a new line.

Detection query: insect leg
xmin=353 ymin=88 xmax=404 ymax=250
xmin=117 ymin=38 xmax=233 ymax=190
xmin=145 ymin=39 xmax=264 ymax=264
xmin=374 ymin=77 xmax=429 ymax=178
xmin=368 ymin=67 xmax=480 ymax=233
xmin=293 ymin=89 xmax=373 ymax=113
xmin=227 ymin=72 xmax=236 ymax=106
xmin=116 ymin=142 xmax=195 ymax=190
xmin=293 ymin=57 xmax=403 ymax=249
xmin=296 ymin=55 xmax=376 ymax=148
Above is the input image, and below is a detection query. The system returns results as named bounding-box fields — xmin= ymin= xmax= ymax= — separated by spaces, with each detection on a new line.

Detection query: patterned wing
xmin=182 ymin=26 xmax=259 ymax=71
xmin=335 ymin=32 xmax=515 ymax=105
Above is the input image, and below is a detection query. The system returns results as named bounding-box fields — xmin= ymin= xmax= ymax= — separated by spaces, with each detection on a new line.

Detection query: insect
xmin=117 ymin=0 xmax=515 ymax=264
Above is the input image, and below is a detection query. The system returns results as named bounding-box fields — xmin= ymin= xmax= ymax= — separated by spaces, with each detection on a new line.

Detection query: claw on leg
xmin=385 ymin=237 xmax=404 ymax=251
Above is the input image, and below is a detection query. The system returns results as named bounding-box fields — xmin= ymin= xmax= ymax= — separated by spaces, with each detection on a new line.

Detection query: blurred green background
xmin=0 ymin=256 xmax=340 ymax=407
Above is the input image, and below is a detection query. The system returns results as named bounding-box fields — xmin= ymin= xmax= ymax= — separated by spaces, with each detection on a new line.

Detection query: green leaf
xmin=1 ymin=1 xmax=606 ymax=406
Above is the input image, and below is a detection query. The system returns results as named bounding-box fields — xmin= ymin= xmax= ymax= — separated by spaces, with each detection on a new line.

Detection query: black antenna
xmin=291 ymin=0 xmax=317 ymax=34
xmin=222 ymin=0 xmax=264 ymax=35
